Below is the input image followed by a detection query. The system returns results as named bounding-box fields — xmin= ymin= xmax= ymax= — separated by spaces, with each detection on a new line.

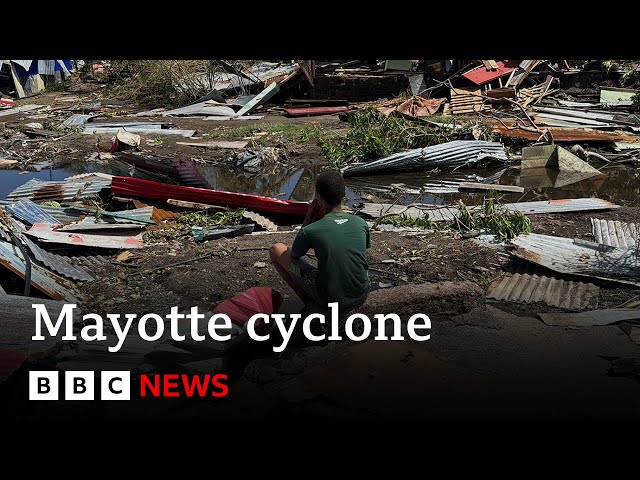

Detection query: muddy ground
xmin=2 ymin=81 xmax=640 ymax=420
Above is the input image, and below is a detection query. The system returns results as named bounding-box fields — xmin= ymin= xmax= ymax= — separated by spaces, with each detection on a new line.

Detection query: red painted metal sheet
xmin=284 ymin=106 xmax=355 ymax=117
xmin=462 ymin=60 xmax=519 ymax=85
xmin=112 ymin=177 xmax=311 ymax=218
xmin=212 ymin=287 xmax=283 ymax=327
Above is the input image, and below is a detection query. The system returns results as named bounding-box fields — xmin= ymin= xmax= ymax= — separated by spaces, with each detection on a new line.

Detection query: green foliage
xmin=317 ymin=107 xmax=484 ymax=169
xmin=456 ymin=191 xmax=531 ymax=241
xmin=383 ymin=213 xmax=440 ymax=230
xmin=177 ymin=209 xmax=245 ymax=227
xmin=632 ymin=93 xmax=640 ymax=111
xmin=105 ymin=60 xmax=222 ymax=108
xmin=40 ymin=201 xmax=61 ymax=208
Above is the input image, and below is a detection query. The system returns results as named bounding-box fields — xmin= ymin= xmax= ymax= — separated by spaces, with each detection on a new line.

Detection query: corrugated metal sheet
xmin=83 ymin=126 xmax=196 ymax=137
xmin=60 ymin=113 xmax=93 ymax=129
xmin=65 ymin=206 xmax=155 ymax=224
xmin=111 ymin=159 xmax=176 ymax=184
xmin=359 ymin=203 xmax=459 ymax=222
xmin=0 ymin=104 xmax=47 ymax=117
xmin=23 ymin=236 xmax=94 ymax=281
xmin=510 ymin=233 xmax=640 ymax=286
xmin=0 ymin=240 xmax=79 ymax=301
xmin=533 ymin=106 xmax=617 ymax=122
xmin=87 ymin=121 xmax=168 ymax=128
xmin=47 ymin=251 xmax=110 ymax=270
xmin=64 ymin=172 xmax=114 ymax=182
xmin=37 ymin=60 xmax=55 ymax=76
xmin=6 ymin=179 xmax=111 ymax=203
xmin=591 ymin=218 xmax=638 ymax=248
xmin=533 ymin=113 xmax=615 ymax=128
xmin=600 ymin=88 xmax=636 ymax=106
xmin=4 ymin=199 xmax=60 ymax=225
xmin=112 ymin=176 xmax=311 ymax=218
xmin=504 ymin=198 xmax=619 ymax=214
xmin=170 ymin=157 xmax=211 ymax=189
xmin=486 ymin=272 xmax=599 ymax=310
xmin=130 ymin=200 xmax=182 ymax=222
xmin=284 ymin=106 xmax=355 ymax=117
xmin=25 ymin=223 xmax=144 ymax=249
xmin=160 ymin=102 xmax=237 ymax=117
xmin=341 ymin=141 xmax=508 ymax=176
xmin=243 ymin=210 xmax=277 ymax=232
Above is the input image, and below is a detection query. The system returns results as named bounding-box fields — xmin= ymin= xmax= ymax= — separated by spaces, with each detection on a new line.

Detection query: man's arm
xmin=302 ymin=198 xmax=321 ymax=228
xmin=291 ymin=229 xmax=310 ymax=260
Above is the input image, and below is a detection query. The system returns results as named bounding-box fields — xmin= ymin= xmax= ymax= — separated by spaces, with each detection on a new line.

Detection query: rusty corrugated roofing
xmin=0 ymin=240 xmax=80 ymax=301
xmin=6 ymin=179 xmax=111 ymax=203
xmin=170 ymin=156 xmax=211 ymax=189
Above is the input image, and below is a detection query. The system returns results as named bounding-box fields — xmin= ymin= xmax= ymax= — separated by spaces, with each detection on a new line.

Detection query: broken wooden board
xmin=9 ymin=63 xmax=25 ymax=98
xmin=449 ymin=87 xmax=486 ymax=115
xmin=235 ymin=82 xmax=280 ymax=117
xmin=25 ymin=223 xmax=144 ymax=249
xmin=539 ymin=308 xmax=640 ymax=327
xmin=167 ymin=199 xmax=228 ymax=211
xmin=0 ymin=159 xmax=19 ymax=169
xmin=458 ymin=182 xmax=524 ymax=193
xmin=487 ymin=120 xmax=640 ymax=143
xmin=176 ymin=140 xmax=248 ymax=149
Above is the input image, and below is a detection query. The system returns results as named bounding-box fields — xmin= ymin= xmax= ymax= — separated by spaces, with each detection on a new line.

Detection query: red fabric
xmin=111 ymin=176 xmax=311 ymax=217
xmin=213 ymin=287 xmax=283 ymax=327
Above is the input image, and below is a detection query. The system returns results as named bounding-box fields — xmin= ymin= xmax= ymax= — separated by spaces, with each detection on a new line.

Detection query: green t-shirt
xmin=291 ymin=211 xmax=370 ymax=306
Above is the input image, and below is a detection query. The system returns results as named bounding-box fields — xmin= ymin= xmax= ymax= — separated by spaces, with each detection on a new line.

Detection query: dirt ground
xmin=2 ymin=80 xmax=640 ymax=420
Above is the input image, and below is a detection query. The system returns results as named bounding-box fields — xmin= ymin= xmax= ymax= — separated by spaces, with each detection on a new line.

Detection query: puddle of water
xmin=3 ymin=161 xmax=639 ymax=209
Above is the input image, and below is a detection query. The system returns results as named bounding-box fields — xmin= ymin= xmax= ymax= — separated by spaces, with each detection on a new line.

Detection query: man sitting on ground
xmin=270 ymin=171 xmax=370 ymax=311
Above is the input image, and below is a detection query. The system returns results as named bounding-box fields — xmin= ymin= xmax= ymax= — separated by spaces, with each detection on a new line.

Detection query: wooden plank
xmin=235 ymin=82 xmax=280 ymax=116
xmin=9 ymin=63 xmax=25 ymax=98
xmin=488 ymin=60 xmax=499 ymax=70
xmin=176 ymin=140 xmax=248 ymax=149
xmin=0 ymin=159 xmax=19 ymax=169
xmin=458 ymin=182 xmax=524 ymax=193
xmin=167 ymin=199 xmax=228 ymax=211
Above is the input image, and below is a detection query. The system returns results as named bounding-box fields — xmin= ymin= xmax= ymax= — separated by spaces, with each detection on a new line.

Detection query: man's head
xmin=315 ymin=171 xmax=345 ymax=208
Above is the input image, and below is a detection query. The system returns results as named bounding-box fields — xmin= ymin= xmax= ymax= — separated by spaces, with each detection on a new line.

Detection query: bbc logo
xmin=29 ymin=371 xmax=131 ymax=400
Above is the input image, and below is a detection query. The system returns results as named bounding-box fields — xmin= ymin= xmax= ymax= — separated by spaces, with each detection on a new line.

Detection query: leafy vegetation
xmin=377 ymin=191 xmax=531 ymax=240
xmin=633 ymin=92 xmax=640 ymax=111
xmin=456 ymin=191 xmax=531 ymax=240
xmin=177 ymin=209 xmax=245 ymax=227
xmin=383 ymin=214 xmax=441 ymax=230
xmin=316 ymin=107 xmax=490 ymax=169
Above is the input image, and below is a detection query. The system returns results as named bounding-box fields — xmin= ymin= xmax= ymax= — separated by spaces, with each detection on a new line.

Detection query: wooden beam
xmin=458 ymin=182 xmax=524 ymax=193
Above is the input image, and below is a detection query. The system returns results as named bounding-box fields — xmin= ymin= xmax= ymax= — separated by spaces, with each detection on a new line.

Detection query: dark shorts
xmin=289 ymin=257 xmax=323 ymax=305
xmin=288 ymin=257 xmax=370 ymax=311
